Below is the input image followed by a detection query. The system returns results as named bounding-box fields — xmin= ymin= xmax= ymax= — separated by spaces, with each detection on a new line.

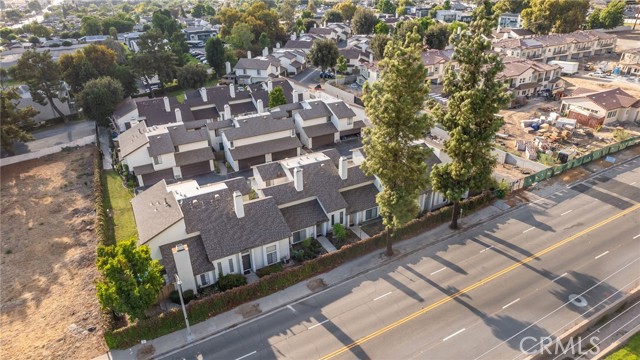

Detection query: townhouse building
xmin=497 ymin=57 xmax=564 ymax=98
xmin=491 ymin=30 xmax=617 ymax=63
xmin=619 ymin=48 xmax=640 ymax=76
xmin=421 ymin=49 xmax=457 ymax=84
xmin=560 ymin=87 xmax=640 ymax=127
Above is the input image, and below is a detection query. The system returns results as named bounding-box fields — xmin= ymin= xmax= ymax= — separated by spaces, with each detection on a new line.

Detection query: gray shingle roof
xmin=192 ymin=107 xmax=219 ymax=120
xmin=180 ymin=190 xmax=291 ymax=260
xmin=174 ymin=147 xmax=215 ymax=166
xmin=340 ymin=184 xmax=379 ymax=213
xmin=298 ymin=100 xmax=332 ymax=120
xmin=222 ymin=114 xmax=295 ymax=141
xmin=132 ymin=163 xmax=155 ymax=175
xmin=229 ymin=136 xmax=302 ymax=160
xmin=326 ymin=101 xmax=356 ymax=119
xmin=168 ymin=125 xmax=208 ymax=145
xmin=159 ymin=236 xmax=216 ymax=280
xmin=261 ymin=159 xmax=349 ymax=213
xmin=147 ymin=133 xmax=174 ymax=157
xmin=303 ymin=123 xmax=338 ymax=138
xmin=118 ymin=121 xmax=149 ymax=157
xmin=280 ymin=200 xmax=329 ymax=231
xmin=234 ymin=58 xmax=272 ymax=71
xmin=223 ymin=177 xmax=252 ymax=195
xmin=113 ymin=98 xmax=137 ymax=119
xmin=255 ymin=162 xmax=287 ymax=181
xmin=131 ymin=180 xmax=183 ymax=244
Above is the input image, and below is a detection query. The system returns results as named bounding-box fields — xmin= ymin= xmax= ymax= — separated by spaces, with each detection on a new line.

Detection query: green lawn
xmin=102 ymin=170 xmax=137 ymax=244
xmin=607 ymin=331 xmax=640 ymax=360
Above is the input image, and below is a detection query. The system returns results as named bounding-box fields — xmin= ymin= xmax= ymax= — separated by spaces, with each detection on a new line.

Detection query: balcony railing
xmin=552 ymin=49 xmax=567 ymax=55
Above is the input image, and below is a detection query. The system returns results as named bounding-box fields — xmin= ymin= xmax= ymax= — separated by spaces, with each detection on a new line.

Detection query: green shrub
xmin=333 ymin=224 xmax=346 ymax=241
xmin=217 ymin=274 xmax=247 ymax=291
xmin=495 ymin=180 xmax=509 ymax=199
xmin=49 ymin=43 xmax=61 ymax=47
xmin=169 ymin=289 xmax=196 ymax=304
xmin=256 ymin=263 xmax=283 ymax=278
xmin=126 ymin=179 xmax=136 ymax=188
xmin=61 ymin=40 xmax=72 ymax=46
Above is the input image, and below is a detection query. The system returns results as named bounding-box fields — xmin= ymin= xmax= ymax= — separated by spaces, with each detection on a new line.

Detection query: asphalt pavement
xmin=151 ymin=156 xmax=640 ymax=360
xmin=10 ymin=120 xmax=96 ymax=155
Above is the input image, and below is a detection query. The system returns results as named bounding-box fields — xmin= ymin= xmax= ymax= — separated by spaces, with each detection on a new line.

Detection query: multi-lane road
xmin=162 ymin=157 xmax=640 ymax=360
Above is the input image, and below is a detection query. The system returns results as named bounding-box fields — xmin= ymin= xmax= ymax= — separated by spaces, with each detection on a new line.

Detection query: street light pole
xmin=174 ymin=274 xmax=193 ymax=341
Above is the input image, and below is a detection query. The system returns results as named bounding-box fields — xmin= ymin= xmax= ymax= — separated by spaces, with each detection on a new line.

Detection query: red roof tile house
xmin=560 ymin=88 xmax=640 ymax=127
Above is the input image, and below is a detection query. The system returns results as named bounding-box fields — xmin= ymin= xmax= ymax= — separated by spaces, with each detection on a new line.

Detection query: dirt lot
xmin=0 ymin=146 xmax=107 ymax=360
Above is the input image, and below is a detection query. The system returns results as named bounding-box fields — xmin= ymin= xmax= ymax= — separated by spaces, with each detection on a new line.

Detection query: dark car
xmin=320 ymin=71 xmax=335 ymax=79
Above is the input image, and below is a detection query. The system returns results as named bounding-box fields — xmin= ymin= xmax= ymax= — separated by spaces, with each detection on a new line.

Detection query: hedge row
xmin=93 ymin=146 xmax=117 ymax=332
xmin=104 ymin=192 xmax=495 ymax=349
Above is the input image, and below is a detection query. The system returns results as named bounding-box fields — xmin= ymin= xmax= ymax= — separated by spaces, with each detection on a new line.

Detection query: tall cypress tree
xmin=429 ymin=1 xmax=511 ymax=229
xmin=361 ymin=31 xmax=432 ymax=256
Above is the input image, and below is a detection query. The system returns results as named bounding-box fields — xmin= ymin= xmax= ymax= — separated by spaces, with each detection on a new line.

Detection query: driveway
xmin=292 ymin=67 xmax=322 ymax=86
xmin=9 ymin=120 xmax=96 ymax=156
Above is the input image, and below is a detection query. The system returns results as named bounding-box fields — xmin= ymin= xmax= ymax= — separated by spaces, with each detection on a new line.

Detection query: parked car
xmin=320 ymin=71 xmax=335 ymax=79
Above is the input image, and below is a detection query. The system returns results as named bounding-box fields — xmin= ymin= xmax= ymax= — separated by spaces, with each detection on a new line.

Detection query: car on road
xmin=588 ymin=71 xmax=609 ymax=78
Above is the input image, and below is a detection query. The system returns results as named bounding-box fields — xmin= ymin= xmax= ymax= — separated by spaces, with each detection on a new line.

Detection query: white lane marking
xmin=633 ymin=234 xmax=640 ymax=239
xmin=523 ymin=227 xmax=535 ymax=233
xmin=595 ymin=251 xmax=610 ymax=260
xmin=631 ymin=182 xmax=637 ymax=185
xmin=480 ymin=245 xmax=494 ymax=253
xmin=560 ymin=210 xmax=573 ymax=216
xmin=502 ymin=298 xmax=521 ymax=309
xmin=552 ymin=273 xmax=568 ymax=283
xmin=430 ymin=267 xmax=446 ymax=275
xmin=443 ymin=328 xmax=466 ymax=341
xmin=308 ymin=320 xmax=329 ymax=329
xmin=235 ymin=351 xmax=257 ymax=360
xmin=373 ymin=292 xmax=392 ymax=301
xmin=287 ymin=305 xmax=296 ymax=313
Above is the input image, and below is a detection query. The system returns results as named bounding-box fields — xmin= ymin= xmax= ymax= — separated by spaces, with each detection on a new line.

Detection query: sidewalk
xmin=100 ymin=200 xmax=515 ymax=360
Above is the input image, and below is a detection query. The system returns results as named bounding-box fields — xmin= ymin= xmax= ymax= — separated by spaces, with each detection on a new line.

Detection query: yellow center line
xmin=319 ymin=202 xmax=640 ymax=360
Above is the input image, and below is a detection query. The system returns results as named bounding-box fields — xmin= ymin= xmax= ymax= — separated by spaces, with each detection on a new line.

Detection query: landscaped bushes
xmin=169 ymin=289 xmax=195 ymax=304
xmin=217 ymin=274 xmax=247 ymax=291
xmin=104 ymin=192 xmax=494 ymax=349
xmin=256 ymin=263 xmax=283 ymax=278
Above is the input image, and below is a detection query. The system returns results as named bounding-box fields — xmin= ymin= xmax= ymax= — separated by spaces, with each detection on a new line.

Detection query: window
xmin=292 ymin=229 xmax=306 ymax=243
xmin=331 ymin=214 xmax=336 ymax=225
xmin=339 ymin=212 xmax=344 ymax=224
xmin=228 ymin=259 xmax=234 ymax=273
xmin=607 ymin=110 xmax=617 ymax=119
xmin=153 ymin=156 xmax=162 ymax=165
xmin=243 ymin=69 xmax=247 ymax=75
xmin=365 ymin=207 xmax=378 ymax=220
xmin=217 ymin=262 xmax=223 ymax=276
xmin=257 ymin=69 xmax=262 ymax=75
xmin=229 ymin=141 xmax=234 ymax=148
xmin=347 ymin=117 xmax=353 ymax=125
xmin=200 ymin=273 xmax=210 ymax=286
xmin=519 ymin=78 xmax=525 ymax=84
xmin=219 ymin=143 xmax=224 ymax=151
xmin=266 ymin=245 xmax=278 ymax=265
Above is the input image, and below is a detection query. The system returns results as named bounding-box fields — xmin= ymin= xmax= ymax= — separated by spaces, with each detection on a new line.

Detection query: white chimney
xmin=247 ymin=50 xmax=252 ymax=59
xmin=229 ymin=83 xmax=235 ymax=98
xmin=294 ymin=167 xmax=303 ymax=192
xmin=339 ymin=156 xmax=348 ymax=180
xmin=225 ymin=61 xmax=231 ymax=75
xmin=224 ymin=104 xmax=231 ymax=120
xmin=163 ymin=96 xmax=170 ymax=112
xmin=233 ymin=191 xmax=244 ymax=218
xmin=200 ymin=87 xmax=208 ymax=102
xmin=369 ymin=52 xmax=373 ymax=63
xmin=291 ymin=32 xmax=296 ymax=41
xmin=292 ymin=89 xmax=298 ymax=103
xmin=267 ymin=80 xmax=273 ymax=92
xmin=174 ymin=108 xmax=182 ymax=123
xmin=257 ymin=99 xmax=264 ymax=113
xmin=276 ymin=42 xmax=280 ymax=49
xmin=314 ymin=23 xmax=317 ymax=28
xmin=262 ymin=46 xmax=268 ymax=57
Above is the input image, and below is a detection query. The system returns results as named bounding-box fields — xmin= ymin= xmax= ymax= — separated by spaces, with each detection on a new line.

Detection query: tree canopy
xmin=521 ymin=0 xmax=589 ymax=34
xmin=429 ymin=1 xmax=511 ymax=229
xmin=307 ymin=38 xmax=340 ymax=72
xmin=425 ymin=23 xmax=451 ymax=50
xmin=362 ymin=31 xmax=432 ymax=256
xmin=351 ymin=7 xmax=379 ymax=35
xmin=587 ymin=0 xmax=626 ymax=29
xmin=14 ymin=50 xmax=68 ymax=121
xmin=269 ymin=86 xmax=287 ymax=108
xmin=79 ymin=76 xmax=124 ymax=127
xmin=228 ymin=22 xmax=255 ymax=50
xmin=334 ymin=0 xmax=357 ymax=21
xmin=177 ymin=63 xmax=208 ymax=90
xmin=96 ymin=239 xmax=164 ymax=321
xmin=324 ymin=9 xmax=344 ymax=23
xmin=0 ymin=87 xmax=37 ymax=155
xmin=205 ymin=36 xmax=226 ymax=77
xmin=370 ymin=34 xmax=390 ymax=61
